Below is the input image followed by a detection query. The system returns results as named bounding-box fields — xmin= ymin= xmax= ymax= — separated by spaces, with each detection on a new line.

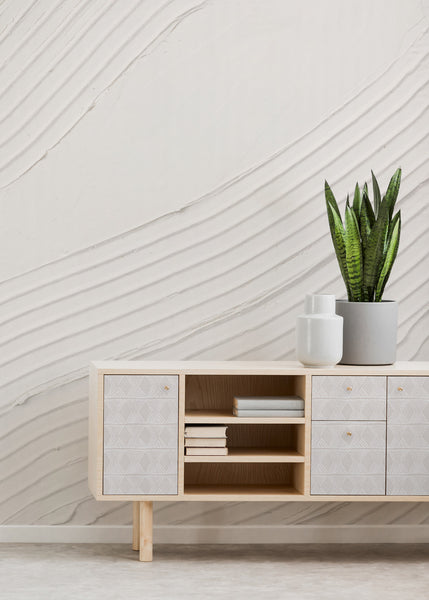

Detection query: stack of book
xmin=232 ymin=396 xmax=305 ymax=417
xmin=185 ymin=425 xmax=228 ymax=456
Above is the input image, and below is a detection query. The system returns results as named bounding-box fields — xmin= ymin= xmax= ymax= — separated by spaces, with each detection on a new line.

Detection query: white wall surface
xmin=0 ymin=0 xmax=428 ymax=538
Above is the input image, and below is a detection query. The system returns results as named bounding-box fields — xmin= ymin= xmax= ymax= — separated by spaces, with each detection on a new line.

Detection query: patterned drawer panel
xmin=312 ymin=376 xmax=386 ymax=399
xmin=104 ymin=397 xmax=177 ymax=425
xmin=387 ymin=424 xmax=429 ymax=448
xmin=388 ymin=398 xmax=429 ymax=424
xmin=312 ymin=421 xmax=386 ymax=449
xmin=104 ymin=424 xmax=177 ymax=449
xmin=388 ymin=376 xmax=429 ymax=399
xmin=104 ymin=375 xmax=178 ymax=399
xmin=104 ymin=474 xmax=177 ymax=495
xmin=387 ymin=449 xmax=429 ymax=475
xmin=387 ymin=476 xmax=429 ymax=496
xmin=311 ymin=475 xmax=385 ymax=495
xmin=312 ymin=398 xmax=385 ymax=421
xmin=312 ymin=449 xmax=385 ymax=475
xmin=104 ymin=449 xmax=177 ymax=475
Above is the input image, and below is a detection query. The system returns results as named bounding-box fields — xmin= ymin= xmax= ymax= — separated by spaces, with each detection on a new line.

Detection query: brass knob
xmin=164 ymin=385 xmax=170 ymax=390
xmin=397 ymin=387 xmax=403 ymax=392
xmin=346 ymin=431 xmax=352 ymax=437
xmin=346 ymin=386 xmax=352 ymax=391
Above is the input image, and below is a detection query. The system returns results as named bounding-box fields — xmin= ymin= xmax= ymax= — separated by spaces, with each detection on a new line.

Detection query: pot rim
xmin=336 ymin=299 xmax=397 ymax=305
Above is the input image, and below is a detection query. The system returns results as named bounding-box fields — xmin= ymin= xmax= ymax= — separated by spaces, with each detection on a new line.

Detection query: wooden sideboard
xmin=88 ymin=361 xmax=429 ymax=561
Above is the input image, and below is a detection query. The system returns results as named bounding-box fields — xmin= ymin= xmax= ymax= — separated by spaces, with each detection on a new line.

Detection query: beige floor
xmin=1 ymin=544 xmax=428 ymax=600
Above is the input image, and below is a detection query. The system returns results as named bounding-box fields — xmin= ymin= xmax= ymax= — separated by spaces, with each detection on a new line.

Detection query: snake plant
xmin=325 ymin=168 xmax=402 ymax=302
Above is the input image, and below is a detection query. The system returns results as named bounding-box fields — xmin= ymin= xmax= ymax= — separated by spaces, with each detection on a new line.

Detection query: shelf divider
xmin=184 ymin=448 xmax=304 ymax=463
xmin=185 ymin=409 xmax=305 ymax=424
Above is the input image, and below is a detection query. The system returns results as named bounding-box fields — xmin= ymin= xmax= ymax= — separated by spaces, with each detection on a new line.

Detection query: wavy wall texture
xmin=0 ymin=0 xmax=428 ymax=532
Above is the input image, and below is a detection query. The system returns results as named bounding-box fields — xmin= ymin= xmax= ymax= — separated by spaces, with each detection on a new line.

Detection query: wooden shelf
xmin=183 ymin=484 xmax=302 ymax=498
xmin=185 ymin=409 xmax=305 ymax=424
xmin=184 ymin=448 xmax=305 ymax=463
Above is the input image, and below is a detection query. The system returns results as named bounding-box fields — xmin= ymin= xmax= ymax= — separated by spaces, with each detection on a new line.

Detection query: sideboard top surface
xmin=91 ymin=360 xmax=429 ymax=376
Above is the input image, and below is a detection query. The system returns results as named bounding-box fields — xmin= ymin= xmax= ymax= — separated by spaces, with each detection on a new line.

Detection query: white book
xmin=185 ymin=438 xmax=227 ymax=447
xmin=186 ymin=447 xmax=228 ymax=456
xmin=233 ymin=396 xmax=304 ymax=410
xmin=184 ymin=425 xmax=228 ymax=438
xmin=233 ymin=408 xmax=304 ymax=417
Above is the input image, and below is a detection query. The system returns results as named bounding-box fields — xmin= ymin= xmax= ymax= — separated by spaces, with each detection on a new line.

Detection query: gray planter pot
xmin=336 ymin=300 xmax=398 ymax=365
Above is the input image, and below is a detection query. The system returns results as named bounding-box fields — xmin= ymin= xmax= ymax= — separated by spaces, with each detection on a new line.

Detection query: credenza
xmin=88 ymin=361 xmax=429 ymax=561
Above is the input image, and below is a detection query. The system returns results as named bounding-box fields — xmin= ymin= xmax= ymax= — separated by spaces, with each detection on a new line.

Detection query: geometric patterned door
xmin=387 ymin=376 xmax=429 ymax=495
xmin=103 ymin=375 xmax=179 ymax=495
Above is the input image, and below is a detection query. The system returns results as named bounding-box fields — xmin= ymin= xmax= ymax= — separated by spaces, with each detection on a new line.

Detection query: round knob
xmin=346 ymin=431 xmax=352 ymax=437
xmin=346 ymin=386 xmax=352 ymax=391
xmin=397 ymin=387 xmax=403 ymax=392
xmin=164 ymin=385 xmax=170 ymax=390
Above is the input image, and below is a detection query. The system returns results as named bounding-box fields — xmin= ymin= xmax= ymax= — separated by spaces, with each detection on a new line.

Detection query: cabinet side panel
xmin=88 ymin=364 xmax=103 ymax=498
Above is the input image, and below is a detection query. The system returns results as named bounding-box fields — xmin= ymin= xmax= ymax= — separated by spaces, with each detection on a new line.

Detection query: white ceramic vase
xmin=296 ymin=294 xmax=343 ymax=367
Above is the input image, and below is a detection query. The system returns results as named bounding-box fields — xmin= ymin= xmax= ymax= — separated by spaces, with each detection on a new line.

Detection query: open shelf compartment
xmin=184 ymin=423 xmax=305 ymax=463
xmin=184 ymin=462 xmax=305 ymax=497
xmin=185 ymin=374 xmax=306 ymax=421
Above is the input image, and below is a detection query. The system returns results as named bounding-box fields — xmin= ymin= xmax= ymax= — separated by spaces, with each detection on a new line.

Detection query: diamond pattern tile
xmin=104 ymin=398 xmax=177 ymax=425
xmin=387 ymin=476 xmax=429 ymax=496
xmin=388 ymin=399 xmax=429 ymax=424
xmin=104 ymin=474 xmax=178 ymax=495
xmin=311 ymin=449 xmax=385 ymax=475
xmin=104 ymin=424 xmax=177 ymax=449
xmin=311 ymin=475 xmax=385 ymax=495
xmin=104 ymin=449 xmax=177 ymax=475
xmin=312 ymin=398 xmax=386 ymax=421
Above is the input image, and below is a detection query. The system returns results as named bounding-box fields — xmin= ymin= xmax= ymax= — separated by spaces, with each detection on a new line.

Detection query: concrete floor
xmin=0 ymin=544 xmax=428 ymax=600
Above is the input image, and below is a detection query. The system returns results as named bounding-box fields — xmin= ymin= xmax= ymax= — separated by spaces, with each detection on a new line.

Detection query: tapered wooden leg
xmin=139 ymin=501 xmax=153 ymax=562
xmin=132 ymin=501 xmax=140 ymax=551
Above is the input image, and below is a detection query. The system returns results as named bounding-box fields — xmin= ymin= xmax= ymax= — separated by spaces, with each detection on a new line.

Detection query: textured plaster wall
xmin=0 ymin=0 xmax=428 ymax=532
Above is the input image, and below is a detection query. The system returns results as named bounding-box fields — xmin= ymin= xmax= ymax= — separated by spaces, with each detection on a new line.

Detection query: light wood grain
xmin=185 ymin=409 xmax=305 ymax=424
xmin=139 ymin=501 xmax=153 ymax=562
xmin=132 ymin=501 xmax=139 ymax=551
xmin=184 ymin=448 xmax=305 ymax=463
xmin=177 ymin=374 xmax=186 ymax=494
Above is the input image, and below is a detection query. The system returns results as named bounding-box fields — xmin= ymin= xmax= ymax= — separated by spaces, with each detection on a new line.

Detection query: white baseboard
xmin=1 ymin=525 xmax=429 ymax=544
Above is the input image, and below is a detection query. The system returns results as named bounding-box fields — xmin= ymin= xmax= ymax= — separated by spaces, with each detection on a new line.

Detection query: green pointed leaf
xmin=375 ymin=213 xmax=401 ymax=301
xmin=372 ymin=170 xmax=381 ymax=219
xmin=360 ymin=191 xmax=375 ymax=252
xmin=326 ymin=201 xmax=351 ymax=299
xmin=325 ymin=181 xmax=342 ymax=221
xmin=353 ymin=183 xmax=362 ymax=217
xmin=384 ymin=167 xmax=401 ymax=219
xmin=363 ymin=200 xmax=390 ymax=300
xmin=345 ymin=204 xmax=363 ymax=301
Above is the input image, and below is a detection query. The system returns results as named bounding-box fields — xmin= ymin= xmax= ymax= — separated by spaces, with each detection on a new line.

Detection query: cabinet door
xmin=103 ymin=375 xmax=179 ymax=495
xmin=387 ymin=376 xmax=429 ymax=495
xmin=311 ymin=421 xmax=386 ymax=495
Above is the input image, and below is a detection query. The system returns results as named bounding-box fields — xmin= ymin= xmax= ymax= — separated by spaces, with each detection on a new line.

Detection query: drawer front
xmin=103 ymin=375 xmax=179 ymax=495
xmin=104 ymin=375 xmax=178 ymax=399
xmin=311 ymin=421 xmax=386 ymax=495
xmin=312 ymin=376 xmax=386 ymax=399
xmin=311 ymin=421 xmax=386 ymax=449
xmin=387 ymin=378 xmax=429 ymax=495
xmin=388 ymin=376 xmax=429 ymax=399
xmin=312 ymin=376 xmax=386 ymax=421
